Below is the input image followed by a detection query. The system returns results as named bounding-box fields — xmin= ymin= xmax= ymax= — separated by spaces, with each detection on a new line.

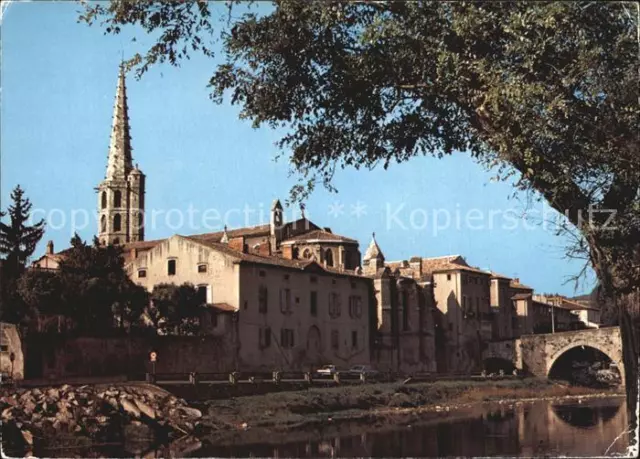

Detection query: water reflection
xmin=198 ymin=396 xmax=629 ymax=457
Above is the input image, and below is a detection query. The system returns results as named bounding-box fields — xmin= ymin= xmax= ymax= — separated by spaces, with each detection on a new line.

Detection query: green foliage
xmin=56 ymin=234 xmax=148 ymax=333
xmin=0 ymin=185 xmax=46 ymax=269
xmin=149 ymin=282 xmax=203 ymax=335
xmin=0 ymin=185 xmax=46 ymax=323
xmin=17 ymin=269 xmax=64 ymax=316
xmin=80 ymin=1 xmax=639 ymax=291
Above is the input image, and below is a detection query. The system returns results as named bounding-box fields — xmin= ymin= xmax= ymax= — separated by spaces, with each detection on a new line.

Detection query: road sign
xmin=150 ymin=351 xmax=157 ymax=362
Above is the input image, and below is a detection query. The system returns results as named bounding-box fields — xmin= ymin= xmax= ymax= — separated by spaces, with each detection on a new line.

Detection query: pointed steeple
xmin=220 ymin=225 xmax=229 ymax=244
xmin=364 ymin=232 xmax=384 ymax=262
xmin=106 ymin=64 xmax=133 ymax=179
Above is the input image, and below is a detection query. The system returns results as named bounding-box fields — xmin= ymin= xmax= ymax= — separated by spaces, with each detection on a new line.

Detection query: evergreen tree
xmin=0 ymin=185 xmax=45 ymax=270
xmin=0 ymin=185 xmax=45 ymax=323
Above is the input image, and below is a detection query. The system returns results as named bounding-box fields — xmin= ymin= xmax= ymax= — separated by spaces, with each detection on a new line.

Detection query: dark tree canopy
xmin=57 ymin=235 xmax=148 ymax=333
xmin=0 ymin=185 xmax=45 ymax=270
xmin=0 ymin=185 xmax=45 ymax=323
xmin=149 ymin=282 xmax=203 ymax=335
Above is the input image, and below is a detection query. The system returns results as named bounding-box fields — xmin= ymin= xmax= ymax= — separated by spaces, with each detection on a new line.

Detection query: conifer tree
xmin=0 ymin=185 xmax=45 ymax=323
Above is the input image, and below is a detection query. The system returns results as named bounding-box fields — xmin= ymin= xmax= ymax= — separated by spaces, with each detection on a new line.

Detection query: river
xmin=194 ymin=395 xmax=630 ymax=457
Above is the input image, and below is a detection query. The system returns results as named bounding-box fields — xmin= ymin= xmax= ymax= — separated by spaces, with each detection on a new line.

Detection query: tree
xmin=0 ymin=185 xmax=45 ymax=323
xmin=57 ymin=234 xmax=147 ymax=333
xmin=149 ymin=283 xmax=203 ymax=335
xmin=17 ymin=269 xmax=65 ymax=331
xmin=81 ymin=1 xmax=639 ymax=432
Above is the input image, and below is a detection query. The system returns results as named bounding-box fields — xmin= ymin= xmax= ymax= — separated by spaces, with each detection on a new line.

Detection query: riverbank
xmin=198 ymin=378 xmax=623 ymax=441
xmin=0 ymin=382 xmax=203 ymax=457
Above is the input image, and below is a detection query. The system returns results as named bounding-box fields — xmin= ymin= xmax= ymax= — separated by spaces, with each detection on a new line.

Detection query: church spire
xmin=364 ymin=232 xmax=384 ymax=262
xmin=106 ymin=64 xmax=133 ymax=179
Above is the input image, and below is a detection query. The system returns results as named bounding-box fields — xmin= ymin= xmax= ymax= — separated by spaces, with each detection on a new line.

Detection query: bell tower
xmin=97 ymin=64 xmax=145 ymax=245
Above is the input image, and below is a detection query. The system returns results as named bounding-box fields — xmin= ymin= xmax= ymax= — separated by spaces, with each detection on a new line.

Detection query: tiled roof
xmin=189 ymin=223 xmax=271 ymax=242
xmin=210 ymin=303 xmax=237 ymax=313
xmin=510 ymin=279 xmax=534 ymax=291
xmin=511 ymin=293 xmax=532 ymax=300
xmin=281 ymin=229 xmax=358 ymax=244
xmin=490 ymin=271 xmax=512 ymax=280
xmin=425 ymin=256 xmax=489 ymax=275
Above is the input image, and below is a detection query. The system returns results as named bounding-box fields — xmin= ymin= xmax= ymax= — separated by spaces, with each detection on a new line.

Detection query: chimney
xmin=513 ymin=278 xmax=520 ymax=284
xmin=46 ymin=240 xmax=54 ymax=255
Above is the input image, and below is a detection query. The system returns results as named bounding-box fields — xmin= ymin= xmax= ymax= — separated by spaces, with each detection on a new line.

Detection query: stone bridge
xmin=484 ymin=326 xmax=624 ymax=383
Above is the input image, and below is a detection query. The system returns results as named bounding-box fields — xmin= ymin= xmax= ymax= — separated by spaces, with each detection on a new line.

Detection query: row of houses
xmin=32 ymin=202 xmax=601 ymax=375
xmin=24 ymin=66 xmax=600 ymax=376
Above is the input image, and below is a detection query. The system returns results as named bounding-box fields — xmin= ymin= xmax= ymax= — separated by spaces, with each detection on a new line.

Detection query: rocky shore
xmin=0 ymin=383 xmax=203 ymax=457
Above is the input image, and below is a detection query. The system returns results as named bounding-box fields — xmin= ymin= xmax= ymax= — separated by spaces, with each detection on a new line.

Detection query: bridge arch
xmin=546 ymin=339 xmax=624 ymax=384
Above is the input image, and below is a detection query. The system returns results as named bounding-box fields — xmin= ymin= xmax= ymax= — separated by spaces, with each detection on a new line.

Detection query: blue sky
xmin=1 ymin=1 xmax=595 ymax=295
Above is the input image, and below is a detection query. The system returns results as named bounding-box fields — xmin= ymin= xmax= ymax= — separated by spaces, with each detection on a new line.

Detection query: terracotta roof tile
xmin=281 ymin=229 xmax=357 ymax=244
xmin=210 ymin=303 xmax=237 ymax=313
xmin=511 ymin=293 xmax=532 ymax=300
xmin=510 ymin=280 xmax=534 ymax=291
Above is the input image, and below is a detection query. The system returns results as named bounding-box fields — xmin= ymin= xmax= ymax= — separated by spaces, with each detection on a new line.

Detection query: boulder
xmin=23 ymin=399 xmax=37 ymax=415
xmin=46 ymin=388 xmax=60 ymax=400
xmin=121 ymin=399 xmax=141 ymax=418
xmin=178 ymin=406 xmax=202 ymax=420
xmin=21 ymin=430 xmax=34 ymax=446
xmin=134 ymin=399 xmax=156 ymax=419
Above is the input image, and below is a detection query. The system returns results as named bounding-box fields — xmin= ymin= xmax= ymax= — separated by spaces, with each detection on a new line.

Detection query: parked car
xmin=315 ymin=365 xmax=338 ymax=376
xmin=348 ymin=365 xmax=379 ymax=376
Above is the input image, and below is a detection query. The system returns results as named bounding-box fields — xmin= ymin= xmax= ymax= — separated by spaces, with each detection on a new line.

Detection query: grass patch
xmin=201 ymin=378 xmax=618 ymax=430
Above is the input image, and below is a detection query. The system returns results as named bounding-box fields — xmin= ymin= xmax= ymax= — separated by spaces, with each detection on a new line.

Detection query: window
xmin=101 ymin=192 xmax=107 ymax=209
xmin=244 ymin=300 xmax=248 ymax=310
xmin=350 ymin=281 xmax=356 ymax=289
xmin=349 ymin=295 xmax=363 ymax=318
xmin=167 ymin=259 xmax=176 ymax=276
xmin=280 ymin=328 xmax=294 ymax=348
xmin=113 ymin=190 xmax=122 ymax=208
xmin=259 ymin=327 xmax=271 ymax=348
xmin=310 ymin=276 xmax=317 ymax=283
xmin=448 ymin=323 xmax=453 ymax=331
xmin=325 ymin=249 xmax=334 ymax=267
xmin=329 ymin=292 xmax=341 ymax=318
xmin=280 ymin=288 xmax=292 ymax=314
xmin=138 ymin=269 xmax=147 ymax=278
xmin=197 ymin=285 xmax=208 ymax=305
xmin=310 ymin=291 xmax=318 ymax=317
xmin=198 ymin=264 xmax=207 ymax=273
xmin=113 ymin=238 xmax=120 ymax=245
xmin=113 ymin=214 xmax=122 ymax=232
xmin=0 ymin=344 xmax=8 ymax=352
xmin=258 ymin=285 xmax=268 ymax=313
xmin=351 ymin=331 xmax=358 ymax=349
xmin=302 ymin=249 xmax=312 ymax=259
xmin=331 ymin=330 xmax=339 ymax=350
xmin=138 ymin=213 xmax=144 ymax=229
xmin=447 ymin=274 xmax=451 ymax=281
xmin=292 ymin=247 xmax=299 ymax=259
xmin=284 ymin=274 xmax=290 ymax=281
xmin=100 ymin=215 xmax=106 ymax=233
xmin=402 ymin=290 xmax=410 ymax=331
xmin=259 ymin=270 xmax=266 ymax=277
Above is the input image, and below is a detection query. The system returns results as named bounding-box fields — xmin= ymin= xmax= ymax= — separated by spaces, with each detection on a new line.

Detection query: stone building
xmin=363 ymin=235 xmax=436 ymax=374
xmin=126 ymin=226 xmax=373 ymax=371
xmin=384 ymin=254 xmax=492 ymax=373
xmin=31 ymin=241 xmax=64 ymax=270
xmin=97 ymin=65 xmax=145 ymax=246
